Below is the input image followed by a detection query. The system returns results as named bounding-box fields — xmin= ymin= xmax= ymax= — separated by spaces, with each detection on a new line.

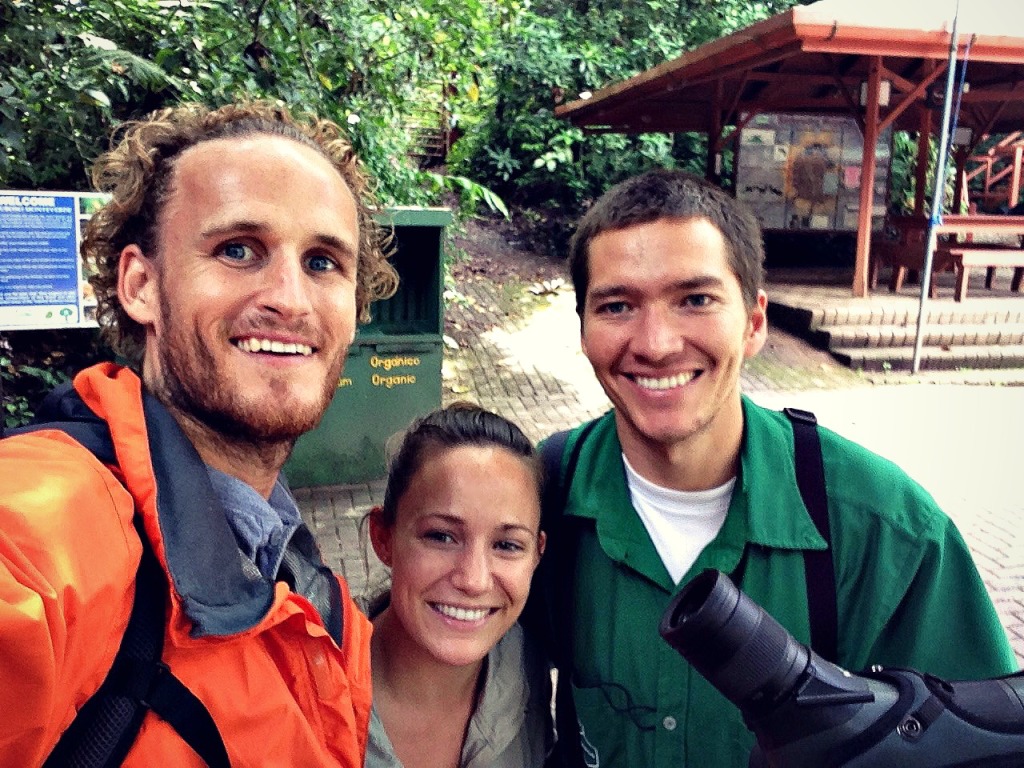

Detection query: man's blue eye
xmin=222 ymin=243 xmax=253 ymax=261
xmin=598 ymin=301 xmax=628 ymax=315
xmin=308 ymin=254 xmax=336 ymax=272
xmin=686 ymin=294 xmax=711 ymax=308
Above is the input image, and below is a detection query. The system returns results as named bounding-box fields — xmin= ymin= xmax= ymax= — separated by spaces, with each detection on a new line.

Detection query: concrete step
xmin=831 ymin=344 xmax=1024 ymax=372
xmin=769 ymin=299 xmax=1024 ymax=332
xmin=819 ymin=322 xmax=1024 ymax=349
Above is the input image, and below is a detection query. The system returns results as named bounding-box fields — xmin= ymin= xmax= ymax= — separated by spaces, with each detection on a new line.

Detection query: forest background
xmin=3 ymin=0 xmax=923 ymax=424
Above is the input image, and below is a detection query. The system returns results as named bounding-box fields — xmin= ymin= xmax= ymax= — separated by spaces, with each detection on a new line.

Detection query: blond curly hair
xmin=82 ymin=100 xmax=399 ymax=367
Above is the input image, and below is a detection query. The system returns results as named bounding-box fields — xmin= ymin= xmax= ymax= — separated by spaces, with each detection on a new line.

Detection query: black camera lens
xmin=659 ymin=569 xmax=809 ymax=715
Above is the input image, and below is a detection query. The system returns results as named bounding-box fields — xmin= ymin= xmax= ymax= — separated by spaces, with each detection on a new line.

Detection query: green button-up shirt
xmin=537 ymin=397 xmax=1015 ymax=768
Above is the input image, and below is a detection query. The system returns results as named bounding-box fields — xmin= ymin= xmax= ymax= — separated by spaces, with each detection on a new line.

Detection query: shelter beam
xmin=824 ymin=53 xmax=865 ymax=132
xmin=1012 ymin=145 xmax=1023 ymax=208
xmin=707 ymin=78 xmax=724 ymax=182
xmin=878 ymin=63 xmax=947 ymax=133
xmin=854 ymin=55 xmax=882 ymax=297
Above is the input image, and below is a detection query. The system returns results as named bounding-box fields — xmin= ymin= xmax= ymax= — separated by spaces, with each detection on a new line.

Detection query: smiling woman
xmin=364 ymin=403 xmax=554 ymax=768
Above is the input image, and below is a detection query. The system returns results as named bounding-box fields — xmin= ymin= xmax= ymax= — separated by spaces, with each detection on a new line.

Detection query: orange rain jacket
xmin=0 ymin=363 xmax=373 ymax=766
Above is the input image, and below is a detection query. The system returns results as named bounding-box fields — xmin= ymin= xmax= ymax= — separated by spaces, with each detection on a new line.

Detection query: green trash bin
xmin=284 ymin=206 xmax=452 ymax=487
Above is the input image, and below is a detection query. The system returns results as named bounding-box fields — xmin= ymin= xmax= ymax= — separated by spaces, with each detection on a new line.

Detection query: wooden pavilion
xmin=555 ymin=0 xmax=1024 ymax=298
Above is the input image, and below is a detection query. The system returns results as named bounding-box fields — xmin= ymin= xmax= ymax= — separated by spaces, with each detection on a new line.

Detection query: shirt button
xmin=663 ymin=716 xmax=677 ymax=731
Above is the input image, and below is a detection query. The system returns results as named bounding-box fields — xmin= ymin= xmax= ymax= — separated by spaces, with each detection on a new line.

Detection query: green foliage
xmin=3 ymin=0 xmax=172 ymax=187
xmin=1 ymin=0 xmax=803 ymax=215
xmin=889 ymin=132 xmax=919 ymax=215
xmin=889 ymin=131 xmax=960 ymax=216
xmin=1 ymin=352 xmax=42 ymax=429
xmin=1 ymin=329 xmax=114 ymax=429
xmin=453 ymin=0 xmax=802 ymax=219
xmin=0 ymin=0 xmax=527 ymax=421
xmin=419 ymin=171 xmax=510 ymax=218
xmin=1 ymin=359 xmax=62 ymax=428
xmin=0 ymin=0 xmax=516 ymax=205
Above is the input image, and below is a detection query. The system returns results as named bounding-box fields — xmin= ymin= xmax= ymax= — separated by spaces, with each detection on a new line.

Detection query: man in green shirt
xmin=530 ymin=169 xmax=1017 ymax=768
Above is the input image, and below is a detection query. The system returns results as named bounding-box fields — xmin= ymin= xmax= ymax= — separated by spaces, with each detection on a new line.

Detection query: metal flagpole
xmin=911 ymin=0 xmax=961 ymax=374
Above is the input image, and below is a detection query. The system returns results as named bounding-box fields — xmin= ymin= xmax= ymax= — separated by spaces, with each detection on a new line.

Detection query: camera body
xmin=659 ymin=569 xmax=1024 ymax=767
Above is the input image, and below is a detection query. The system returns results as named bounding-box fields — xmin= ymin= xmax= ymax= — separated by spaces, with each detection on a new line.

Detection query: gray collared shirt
xmin=206 ymin=466 xmax=301 ymax=580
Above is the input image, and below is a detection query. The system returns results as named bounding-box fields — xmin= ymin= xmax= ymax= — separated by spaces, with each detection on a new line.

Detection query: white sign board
xmin=0 ymin=190 xmax=109 ymax=331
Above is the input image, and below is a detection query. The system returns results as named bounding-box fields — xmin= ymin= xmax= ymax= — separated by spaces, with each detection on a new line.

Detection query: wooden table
xmin=871 ymin=215 xmax=1024 ymax=301
xmin=934 ymin=215 xmax=1024 ymax=301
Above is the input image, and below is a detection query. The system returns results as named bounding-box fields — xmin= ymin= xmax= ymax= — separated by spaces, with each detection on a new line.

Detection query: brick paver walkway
xmin=297 ymin=275 xmax=1024 ymax=664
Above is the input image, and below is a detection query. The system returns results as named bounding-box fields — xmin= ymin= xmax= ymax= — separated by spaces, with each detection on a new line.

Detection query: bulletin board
xmin=735 ymin=113 xmax=892 ymax=233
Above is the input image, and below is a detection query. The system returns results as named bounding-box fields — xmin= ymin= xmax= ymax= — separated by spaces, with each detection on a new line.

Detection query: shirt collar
xmin=206 ymin=466 xmax=302 ymax=579
xmin=566 ymin=402 xmax=827 ymax=590
xmin=567 ymin=414 xmax=676 ymax=589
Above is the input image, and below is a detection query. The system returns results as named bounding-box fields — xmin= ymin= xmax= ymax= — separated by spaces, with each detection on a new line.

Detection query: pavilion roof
xmin=556 ymin=0 xmax=1024 ymax=137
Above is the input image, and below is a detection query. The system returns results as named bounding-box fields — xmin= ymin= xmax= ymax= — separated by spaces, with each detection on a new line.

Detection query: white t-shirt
xmin=623 ymin=454 xmax=735 ymax=585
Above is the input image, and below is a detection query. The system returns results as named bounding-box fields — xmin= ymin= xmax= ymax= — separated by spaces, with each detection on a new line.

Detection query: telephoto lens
xmin=659 ymin=570 xmax=886 ymax=765
xmin=658 ymin=568 xmax=811 ymax=716
xmin=660 ymin=569 xmax=1024 ymax=768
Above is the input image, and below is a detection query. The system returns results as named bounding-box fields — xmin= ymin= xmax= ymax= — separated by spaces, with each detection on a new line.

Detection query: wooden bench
xmin=942 ymin=246 xmax=1024 ymax=301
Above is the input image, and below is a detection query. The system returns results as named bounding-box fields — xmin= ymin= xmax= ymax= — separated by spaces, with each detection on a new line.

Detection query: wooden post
xmin=706 ymin=79 xmax=723 ymax=185
xmin=1011 ymin=145 xmax=1023 ymax=209
xmin=853 ymin=56 xmax=882 ymax=297
xmin=952 ymin=147 xmax=969 ymax=213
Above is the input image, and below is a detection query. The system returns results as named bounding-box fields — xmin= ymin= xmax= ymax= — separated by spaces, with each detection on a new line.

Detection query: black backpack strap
xmin=536 ymin=422 xmax=598 ymax=768
xmin=9 ymin=418 xmax=231 ymax=768
xmin=783 ymin=407 xmax=838 ymax=664
xmin=44 ymin=517 xmax=230 ymax=768
xmin=540 ymin=429 xmax=573 ymax=523
xmin=539 ymin=429 xmax=581 ymax=768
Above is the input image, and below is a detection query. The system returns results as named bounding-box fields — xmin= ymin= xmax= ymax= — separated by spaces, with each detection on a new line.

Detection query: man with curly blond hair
xmin=0 ymin=101 xmax=398 ymax=767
